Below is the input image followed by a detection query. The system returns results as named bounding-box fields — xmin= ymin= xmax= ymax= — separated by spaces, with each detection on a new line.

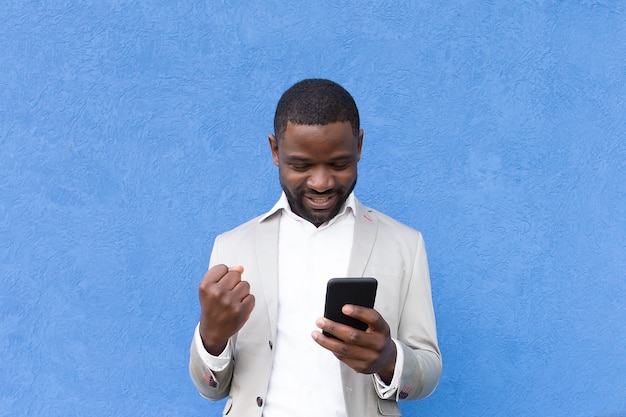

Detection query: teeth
xmin=311 ymin=197 xmax=330 ymax=203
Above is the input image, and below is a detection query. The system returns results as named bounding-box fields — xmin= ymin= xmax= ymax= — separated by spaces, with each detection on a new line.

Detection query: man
xmin=189 ymin=79 xmax=441 ymax=416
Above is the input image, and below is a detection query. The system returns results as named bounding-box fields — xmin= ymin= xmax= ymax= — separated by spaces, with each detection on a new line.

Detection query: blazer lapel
xmin=347 ymin=199 xmax=378 ymax=277
xmin=342 ymin=200 xmax=381 ymax=417
xmin=255 ymin=211 xmax=281 ymax=339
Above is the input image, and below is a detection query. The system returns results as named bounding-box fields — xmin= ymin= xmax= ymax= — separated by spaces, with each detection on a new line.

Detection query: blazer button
xmin=256 ymin=396 xmax=263 ymax=407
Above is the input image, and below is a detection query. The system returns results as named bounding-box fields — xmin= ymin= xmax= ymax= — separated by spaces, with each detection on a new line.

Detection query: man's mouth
xmin=305 ymin=194 xmax=335 ymax=209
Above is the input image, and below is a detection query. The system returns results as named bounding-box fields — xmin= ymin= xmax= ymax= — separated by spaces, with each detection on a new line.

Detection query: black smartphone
xmin=323 ymin=277 xmax=378 ymax=339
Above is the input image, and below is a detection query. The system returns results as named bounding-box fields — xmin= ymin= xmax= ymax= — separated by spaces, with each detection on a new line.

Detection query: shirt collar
xmin=259 ymin=192 xmax=356 ymax=225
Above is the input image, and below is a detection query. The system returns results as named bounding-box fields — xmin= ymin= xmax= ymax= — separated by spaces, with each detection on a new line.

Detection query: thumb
xmin=228 ymin=265 xmax=244 ymax=274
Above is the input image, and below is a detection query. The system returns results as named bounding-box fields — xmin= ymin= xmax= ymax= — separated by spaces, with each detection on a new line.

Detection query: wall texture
xmin=1 ymin=1 xmax=625 ymax=416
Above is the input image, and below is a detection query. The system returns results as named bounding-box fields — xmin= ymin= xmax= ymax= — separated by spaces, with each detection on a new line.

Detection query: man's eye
xmin=290 ymin=164 xmax=310 ymax=171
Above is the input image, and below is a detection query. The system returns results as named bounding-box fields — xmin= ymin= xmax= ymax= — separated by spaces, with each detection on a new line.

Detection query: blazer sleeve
xmin=188 ymin=235 xmax=236 ymax=400
xmin=394 ymin=232 xmax=442 ymax=401
xmin=189 ymin=327 xmax=235 ymax=400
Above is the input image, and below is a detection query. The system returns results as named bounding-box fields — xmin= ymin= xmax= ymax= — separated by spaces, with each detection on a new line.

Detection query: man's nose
xmin=307 ymin=166 xmax=334 ymax=192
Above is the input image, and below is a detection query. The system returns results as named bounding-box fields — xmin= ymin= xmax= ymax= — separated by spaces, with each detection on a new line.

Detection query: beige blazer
xmin=190 ymin=198 xmax=441 ymax=416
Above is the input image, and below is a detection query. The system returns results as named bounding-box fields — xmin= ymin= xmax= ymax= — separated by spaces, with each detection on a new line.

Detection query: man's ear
xmin=356 ymin=129 xmax=364 ymax=161
xmin=268 ymin=133 xmax=279 ymax=166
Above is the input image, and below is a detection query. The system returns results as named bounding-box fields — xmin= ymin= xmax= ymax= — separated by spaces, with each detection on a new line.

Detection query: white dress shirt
xmin=192 ymin=192 xmax=403 ymax=416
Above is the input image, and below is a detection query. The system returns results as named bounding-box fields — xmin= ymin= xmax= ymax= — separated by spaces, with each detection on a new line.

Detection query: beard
xmin=281 ymin=176 xmax=357 ymax=227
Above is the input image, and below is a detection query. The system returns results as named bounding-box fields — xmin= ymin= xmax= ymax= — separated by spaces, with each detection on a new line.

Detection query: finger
xmin=315 ymin=317 xmax=364 ymax=345
xmin=199 ymin=267 xmax=244 ymax=301
xmin=342 ymin=305 xmax=384 ymax=331
xmin=312 ymin=328 xmax=391 ymax=376
xmin=202 ymin=264 xmax=229 ymax=284
xmin=241 ymin=293 xmax=255 ymax=320
xmin=218 ymin=268 xmax=247 ymax=291
xmin=228 ymin=265 xmax=244 ymax=274
xmin=311 ymin=329 xmax=371 ymax=363
xmin=201 ymin=265 xmax=245 ymax=285
xmin=311 ymin=328 xmax=344 ymax=350
xmin=231 ymin=279 xmax=252 ymax=301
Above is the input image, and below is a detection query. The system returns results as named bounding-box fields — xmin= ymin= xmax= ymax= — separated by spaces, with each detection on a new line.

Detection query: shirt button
xmin=268 ymin=340 xmax=273 ymax=350
xmin=256 ymin=397 xmax=263 ymax=407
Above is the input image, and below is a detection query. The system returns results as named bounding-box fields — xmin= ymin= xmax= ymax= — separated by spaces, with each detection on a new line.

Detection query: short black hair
xmin=273 ymin=79 xmax=360 ymax=140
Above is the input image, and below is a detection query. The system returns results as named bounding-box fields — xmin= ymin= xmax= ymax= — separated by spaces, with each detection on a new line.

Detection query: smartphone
xmin=323 ymin=277 xmax=378 ymax=339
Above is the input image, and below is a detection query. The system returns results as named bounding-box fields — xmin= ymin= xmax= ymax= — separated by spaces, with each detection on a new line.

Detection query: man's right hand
xmin=198 ymin=264 xmax=255 ymax=356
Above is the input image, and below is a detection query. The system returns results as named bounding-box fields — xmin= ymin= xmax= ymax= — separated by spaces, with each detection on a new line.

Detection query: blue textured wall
xmin=1 ymin=2 xmax=625 ymax=416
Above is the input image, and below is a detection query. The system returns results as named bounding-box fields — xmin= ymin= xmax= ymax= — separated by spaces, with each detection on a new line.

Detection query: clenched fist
xmin=198 ymin=264 xmax=255 ymax=355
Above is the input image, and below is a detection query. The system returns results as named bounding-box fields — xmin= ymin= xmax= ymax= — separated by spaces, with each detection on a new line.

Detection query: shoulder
xmin=209 ymin=213 xmax=275 ymax=266
xmin=214 ymin=212 xmax=269 ymax=242
xmin=357 ymin=200 xmax=423 ymax=240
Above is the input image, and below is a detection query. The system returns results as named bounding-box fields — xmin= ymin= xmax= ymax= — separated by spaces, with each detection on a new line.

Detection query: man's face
xmin=269 ymin=121 xmax=363 ymax=227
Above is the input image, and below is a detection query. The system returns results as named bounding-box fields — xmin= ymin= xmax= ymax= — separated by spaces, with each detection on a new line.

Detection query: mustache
xmin=304 ymin=189 xmax=337 ymax=196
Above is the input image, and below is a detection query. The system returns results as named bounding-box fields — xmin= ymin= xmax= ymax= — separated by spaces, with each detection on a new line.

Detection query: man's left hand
xmin=312 ymin=305 xmax=397 ymax=384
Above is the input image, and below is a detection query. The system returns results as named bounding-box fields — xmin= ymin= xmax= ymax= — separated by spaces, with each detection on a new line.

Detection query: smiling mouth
xmin=306 ymin=194 xmax=335 ymax=209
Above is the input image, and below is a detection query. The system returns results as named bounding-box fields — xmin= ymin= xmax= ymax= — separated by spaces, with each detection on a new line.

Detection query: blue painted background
xmin=1 ymin=1 xmax=625 ymax=416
